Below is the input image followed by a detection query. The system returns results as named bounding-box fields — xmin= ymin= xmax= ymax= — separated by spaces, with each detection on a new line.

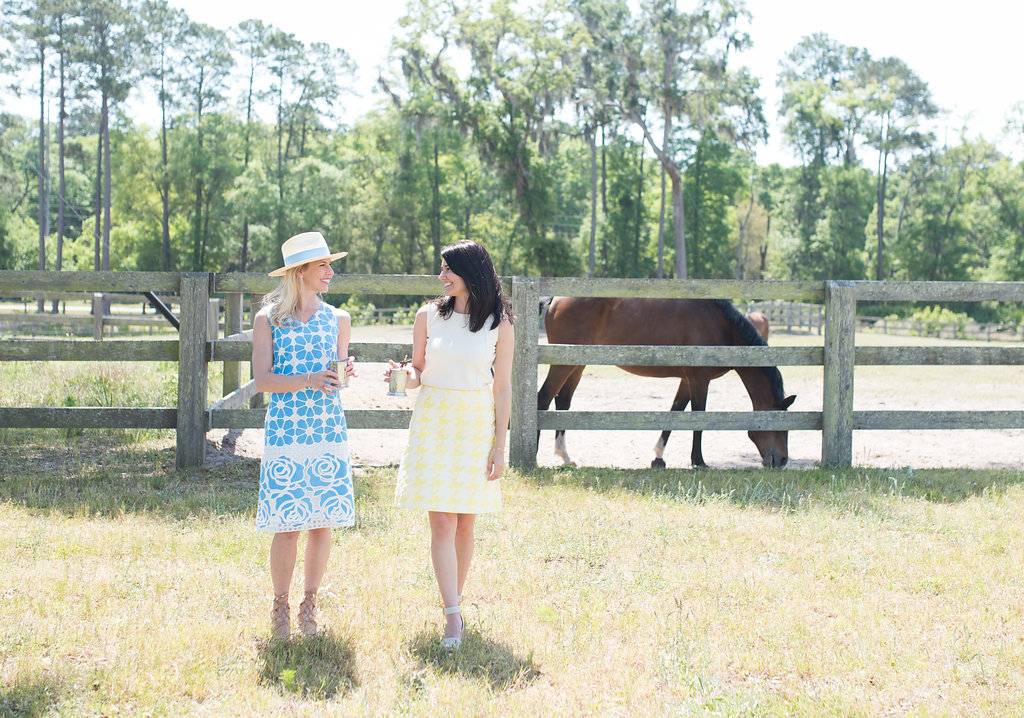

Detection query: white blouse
xmin=419 ymin=303 xmax=499 ymax=390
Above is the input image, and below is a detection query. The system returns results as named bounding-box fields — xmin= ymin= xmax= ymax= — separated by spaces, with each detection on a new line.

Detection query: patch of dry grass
xmin=2 ymin=434 xmax=1024 ymax=716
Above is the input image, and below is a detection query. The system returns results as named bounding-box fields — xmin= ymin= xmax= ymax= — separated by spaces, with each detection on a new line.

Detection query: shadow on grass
xmin=256 ymin=630 xmax=359 ymax=700
xmin=405 ymin=628 xmax=541 ymax=691
xmin=519 ymin=464 xmax=1024 ymax=508
xmin=0 ymin=673 xmax=65 ymax=718
xmin=0 ymin=435 xmax=258 ymax=519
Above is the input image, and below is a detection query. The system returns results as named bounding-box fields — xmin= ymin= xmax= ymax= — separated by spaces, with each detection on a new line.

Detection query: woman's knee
xmin=429 ymin=511 xmax=459 ymax=537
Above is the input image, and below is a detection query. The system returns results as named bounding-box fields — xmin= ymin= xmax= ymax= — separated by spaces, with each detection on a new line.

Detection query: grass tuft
xmin=257 ymin=631 xmax=360 ymax=700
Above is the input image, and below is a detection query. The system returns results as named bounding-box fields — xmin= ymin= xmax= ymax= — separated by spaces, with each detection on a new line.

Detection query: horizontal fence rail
xmin=1 ymin=271 xmax=1022 ymax=469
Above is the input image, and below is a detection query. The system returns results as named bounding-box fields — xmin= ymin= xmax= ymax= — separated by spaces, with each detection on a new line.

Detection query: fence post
xmin=177 ymin=273 xmax=210 ymax=469
xmin=207 ymin=298 xmax=220 ymax=339
xmin=822 ymin=280 xmax=856 ymax=467
xmin=509 ymin=276 xmax=539 ymax=469
xmin=249 ymin=293 xmax=265 ymax=409
xmin=92 ymin=293 xmax=104 ymax=340
xmin=223 ymin=293 xmax=243 ymax=396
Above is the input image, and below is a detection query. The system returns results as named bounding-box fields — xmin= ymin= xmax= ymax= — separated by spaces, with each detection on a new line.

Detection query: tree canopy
xmin=1 ymin=0 xmax=1022 ymax=319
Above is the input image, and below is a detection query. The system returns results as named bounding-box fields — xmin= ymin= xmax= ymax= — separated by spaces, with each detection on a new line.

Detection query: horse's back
xmin=545 ymin=296 xmax=736 ymax=346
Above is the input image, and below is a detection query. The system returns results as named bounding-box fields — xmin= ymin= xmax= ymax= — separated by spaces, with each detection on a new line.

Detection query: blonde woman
xmin=252 ymin=231 xmax=356 ymax=639
xmin=387 ymin=240 xmax=515 ymax=650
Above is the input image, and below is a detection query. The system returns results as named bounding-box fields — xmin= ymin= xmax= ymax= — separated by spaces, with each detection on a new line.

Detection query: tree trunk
xmin=656 ymin=166 xmax=666 ymax=279
xmin=875 ymin=115 xmax=889 ymax=281
xmin=671 ymin=171 xmax=686 ymax=279
xmin=102 ymin=92 xmax=111 ymax=273
xmin=634 ymin=142 xmax=643 ymax=276
xmin=241 ymin=56 xmax=256 ymax=272
xmin=600 ymin=123 xmax=607 ymax=216
xmin=276 ymin=80 xmax=285 ymax=241
xmin=37 ymin=44 xmax=47 ymax=312
xmin=193 ymin=68 xmax=205 ymax=270
xmin=94 ymin=108 xmax=102 ymax=272
xmin=736 ymin=170 xmax=755 ymax=279
xmin=587 ymin=125 xmax=597 ymax=278
xmin=160 ymin=69 xmax=171 ymax=270
xmin=54 ymin=40 xmax=66 ymax=313
xmin=635 ymin=113 xmax=685 ymax=279
xmin=429 ymin=131 xmax=441 ymax=273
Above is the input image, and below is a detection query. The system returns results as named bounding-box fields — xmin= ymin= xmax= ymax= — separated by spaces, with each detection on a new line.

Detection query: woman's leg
xmin=454 ymin=513 xmax=476 ymax=599
xmin=429 ymin=511 xmax=462 ymax=638
xmin=270 ymin=531 xmax=300 ymax=595
xmin=303 ymin=527 xmax=332 ymax=592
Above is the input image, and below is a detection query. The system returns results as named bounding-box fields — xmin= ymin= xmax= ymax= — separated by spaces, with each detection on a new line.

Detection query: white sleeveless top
xmin=419 ymin=303 xmax=499 ymax=390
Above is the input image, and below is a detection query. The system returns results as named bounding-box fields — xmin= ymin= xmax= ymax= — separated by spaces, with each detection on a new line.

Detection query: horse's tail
xmin=539 ymin=295 xmax=554 ymax=317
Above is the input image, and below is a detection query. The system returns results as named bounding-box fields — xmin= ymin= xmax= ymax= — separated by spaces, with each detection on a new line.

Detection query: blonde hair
xmin=263 ymin=266 xmax=305 ymax=328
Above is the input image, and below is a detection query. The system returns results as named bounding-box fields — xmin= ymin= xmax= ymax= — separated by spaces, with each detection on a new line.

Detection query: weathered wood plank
xmin=510 ymin=277 xmax=540 ymax=468
xmin=210 ymin=339 xmax=413 ymax=363
xmin=214 ymin=272 xmax=444 ymax=295
xmin=209 ymin=408 xmax=413 ymax=430
xmin=537 ymin=410 xmax=822 ymax=431
xmin=5 ymin=291 xmax=174 ymax=304
xmin=176 ymin=274 xmax=209 ymax=468
xmin=0 ymin=339 xmax=179 ymax=361
xmin=853 ymin=411 xmax=1024 ymax=430
xmin=0 ymin=270 xmax=182 ymax=293
xmin=822 ymin=281 xmax=856 ymax=466
xmin=539 ymin=344 xmax=822 ymax=367
xmin=853 ymin=281 xmax=1024 ymax=303
xmin=0 ymin=313 xmax=180 ymax=329
xmin=209 ymin=379 xmax=258 ymax=412
xmin=537 ymin=277 xmax=825 ymax=302
xmin=854 ymin=346 xmax=1024 ymax=365
xmin=223 ymin=293 xmax=243 ymax=396
xmin=0 ymin=407 xmax=177 ymax=428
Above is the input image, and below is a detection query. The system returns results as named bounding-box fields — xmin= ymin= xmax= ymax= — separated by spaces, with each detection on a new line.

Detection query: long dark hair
xmin=436 ymin=240 xmax=514 ymax=332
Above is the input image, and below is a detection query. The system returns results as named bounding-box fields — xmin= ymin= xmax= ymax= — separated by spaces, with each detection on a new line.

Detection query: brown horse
xmin=538 ymin=297 xmax=796 ymax=468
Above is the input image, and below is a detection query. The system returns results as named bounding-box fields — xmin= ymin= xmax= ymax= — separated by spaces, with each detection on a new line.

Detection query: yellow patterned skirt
xmin=394 ymin=385 xmax=502 ymax=513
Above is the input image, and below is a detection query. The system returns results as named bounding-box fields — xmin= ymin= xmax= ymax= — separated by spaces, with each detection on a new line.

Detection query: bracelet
xmin=305 ymin=372 xmax=311 ymax=388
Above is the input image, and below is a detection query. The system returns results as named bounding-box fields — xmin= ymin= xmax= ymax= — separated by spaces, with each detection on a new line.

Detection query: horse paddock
xmin=205 ymin=324 xmax=1024 ymax=472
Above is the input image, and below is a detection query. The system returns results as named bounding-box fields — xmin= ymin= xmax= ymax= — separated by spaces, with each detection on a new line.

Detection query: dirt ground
xmin=208 ymin=325 xmax=1024 ymax=471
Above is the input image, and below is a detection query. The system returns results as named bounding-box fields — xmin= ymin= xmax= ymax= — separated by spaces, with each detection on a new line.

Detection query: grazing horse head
xmin=720 ymin=301 xmax=797 ymax=468
xmin=746 ymin=392 xmax=797 ymax=467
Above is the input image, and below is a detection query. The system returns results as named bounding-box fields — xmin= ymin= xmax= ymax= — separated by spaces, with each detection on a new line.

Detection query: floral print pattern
xmin=256 ymin=303 xmax=354 ymax=532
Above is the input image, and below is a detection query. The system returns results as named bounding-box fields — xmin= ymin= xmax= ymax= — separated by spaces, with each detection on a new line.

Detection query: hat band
xmin=282 ymin=246 xmax=329 ymax=267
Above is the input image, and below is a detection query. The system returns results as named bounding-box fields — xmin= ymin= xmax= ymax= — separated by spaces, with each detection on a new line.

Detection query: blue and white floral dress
xmin=256 ymin=303 xmax=354 ymax=532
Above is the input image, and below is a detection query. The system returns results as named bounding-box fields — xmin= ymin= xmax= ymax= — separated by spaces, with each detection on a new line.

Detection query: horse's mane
xmin=712 ymin=299 xmax=788 ymax=407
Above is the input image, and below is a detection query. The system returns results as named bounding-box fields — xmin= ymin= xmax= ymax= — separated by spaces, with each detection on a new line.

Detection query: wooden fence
xmin=1 ymin=271 xmax=1023 ymax=470
xmin=0 ymin=294 xmax=415 ymax=339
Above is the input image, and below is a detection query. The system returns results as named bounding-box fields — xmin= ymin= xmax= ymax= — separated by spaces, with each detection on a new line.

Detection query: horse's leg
xmin=652 ymin=379 xmax=692 ymax=469
xmin=689 ymin=379 xmax=711 ymax=468
xmin=553 ymin=365 xmax=585 ymax=467
xmin=538 ymin=365 xmax=585 ymax=466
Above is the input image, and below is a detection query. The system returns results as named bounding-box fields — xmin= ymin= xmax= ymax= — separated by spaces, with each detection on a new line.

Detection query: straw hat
xmin=268 ymin=232 xmax=347 ymax=277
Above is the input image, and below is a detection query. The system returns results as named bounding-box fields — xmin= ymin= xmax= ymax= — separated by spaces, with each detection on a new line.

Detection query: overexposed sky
xmin=7 ymin=0 xmax=1022 ymax=164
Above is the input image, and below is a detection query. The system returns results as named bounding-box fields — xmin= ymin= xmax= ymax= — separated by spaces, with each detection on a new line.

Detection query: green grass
xmin=2 ymin=432 xmax=1024 ymax=716
xmin=2 ymin=340 xmax=1023 ymax=714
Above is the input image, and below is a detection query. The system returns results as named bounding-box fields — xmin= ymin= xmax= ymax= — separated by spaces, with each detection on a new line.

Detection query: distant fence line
xmin=1 ymin=271 xmax=1023 ymax=471
xmin=745 ymin=300 xmax=1024 ymax=342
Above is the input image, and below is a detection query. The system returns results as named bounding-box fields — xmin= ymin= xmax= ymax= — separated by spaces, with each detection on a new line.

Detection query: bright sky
xmin=7 ymin=0 xmax=1022 ymax=165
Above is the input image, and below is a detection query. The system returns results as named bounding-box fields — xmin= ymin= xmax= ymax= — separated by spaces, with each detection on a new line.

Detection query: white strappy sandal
xmin=441 ymin=603 xmax=464 ymax=650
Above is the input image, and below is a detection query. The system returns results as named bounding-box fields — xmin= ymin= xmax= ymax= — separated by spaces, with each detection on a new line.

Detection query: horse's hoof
xmin=651 ymin=458 xmax=666 ymax=469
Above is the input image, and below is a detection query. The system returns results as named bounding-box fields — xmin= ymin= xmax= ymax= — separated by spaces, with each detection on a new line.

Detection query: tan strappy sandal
xmin=297 ymin=590 xmax=318 ymax=635
xmin=271 ymin=593 xmax=290 ymax=639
